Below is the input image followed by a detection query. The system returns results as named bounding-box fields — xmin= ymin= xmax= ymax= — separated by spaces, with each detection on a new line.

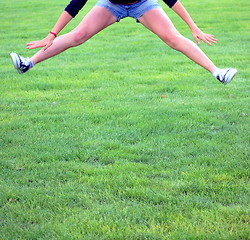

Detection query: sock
xmin=212 ymin=68 xmax=220 ymax=78
xmin=28 ymin=58 xmax=34 ymax=68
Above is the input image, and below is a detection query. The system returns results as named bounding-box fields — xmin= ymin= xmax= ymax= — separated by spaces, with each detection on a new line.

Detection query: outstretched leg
xmin=30 ymin=6 xmax=117 ymax=64
xmin=138 ymin=8 xmax=217 ymax=73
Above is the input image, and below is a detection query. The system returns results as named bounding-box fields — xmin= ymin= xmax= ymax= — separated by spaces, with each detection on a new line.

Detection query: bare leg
xmin=31 ymin=6 xmax=117 ymax=64
xmin=138 ymin=8 xmax=217 ymax=73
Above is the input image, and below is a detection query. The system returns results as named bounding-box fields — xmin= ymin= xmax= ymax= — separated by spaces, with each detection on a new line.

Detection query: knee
xmin=69 ymin=29 xmax=90 ymax=46
xmin=161 ymin=32 xmax=183 ymax=50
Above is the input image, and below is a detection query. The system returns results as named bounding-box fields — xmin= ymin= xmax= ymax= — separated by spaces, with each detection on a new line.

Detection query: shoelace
xmin=216 ymin=69 xmax=230 ymax=83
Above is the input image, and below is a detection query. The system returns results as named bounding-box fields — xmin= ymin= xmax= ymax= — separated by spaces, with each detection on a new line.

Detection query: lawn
xmin=0 ymin=0 xmax=249 ymax=239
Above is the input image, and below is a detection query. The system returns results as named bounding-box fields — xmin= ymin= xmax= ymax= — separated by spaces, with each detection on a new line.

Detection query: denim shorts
xmin=96 ymin=0 xmax=161 ymax=21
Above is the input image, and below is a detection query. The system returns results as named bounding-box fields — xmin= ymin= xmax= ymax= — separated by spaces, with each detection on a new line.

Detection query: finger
xmin=42 ymin=45 xmax=49 ymax=52
xmin=198 ymin=34 xmax=215 ymax=45
xmin=42 ymin=43 xmax=52 ymax=52
xmin=205 ymin=38 xmax=216 ymax=44
xmin=26 ymin=45 xmax=37 ymax=49
xmin=26 ymin=44 xmax=43 ymax=49
xmin=26 ymin=41 xmax=40 ymax=46
xmin=204 ymin=39 xmax=212 ymax=46
xmin=206 ymin=35 xmax=217 ymax=41
xmin=26 ymin=43 xmax=42 ymax=49
xmin=208 ymin=39 xmax=217 ymax=44
xmin=205 ymin=36 xmax=217 ymax=44
xmin=203 ymin=40 xmax=212 ymax=46
xmin=200 ymin=36 xmax=212 ymax=46
xmin=193 ymin=35 xmax=200 ymax=45
xmin=26 ymin=44 xmax=39 ymax=49
xmin=206 ymin=34 xmax=215 ymax=38
xmin=205 ymin=34 xmax=218 ymax=43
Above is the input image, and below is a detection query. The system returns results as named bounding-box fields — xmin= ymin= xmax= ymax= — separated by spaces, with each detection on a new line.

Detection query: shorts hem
xmin=95 ymin=3 xmax=121 ymax=20
xmin=96 ymin=0 xmax=161 ymax=22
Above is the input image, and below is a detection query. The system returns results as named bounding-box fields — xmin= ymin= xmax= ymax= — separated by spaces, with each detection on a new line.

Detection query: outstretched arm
xmin=171 ymin=1 xmax=217 ymax=45
xmin=26 ymin=0 xmax=88 ymax=51
xmin=26 ymin=11 xmax=73 ymax=51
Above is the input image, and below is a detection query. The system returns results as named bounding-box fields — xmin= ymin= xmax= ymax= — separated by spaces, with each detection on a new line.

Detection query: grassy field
xmin=0 ymin=0 xmax=249 ymax=239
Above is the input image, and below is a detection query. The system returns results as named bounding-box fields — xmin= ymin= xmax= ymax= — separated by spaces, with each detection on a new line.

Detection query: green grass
xmin=0 ymin=0 xmax=249 ymax=239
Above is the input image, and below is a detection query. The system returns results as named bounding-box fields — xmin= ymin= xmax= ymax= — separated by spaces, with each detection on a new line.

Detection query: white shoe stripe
xmin=224 ymin=69 xmax=237 ymax=84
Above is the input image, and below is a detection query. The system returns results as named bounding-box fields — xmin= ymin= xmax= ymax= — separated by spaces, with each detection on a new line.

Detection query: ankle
xmin=212 ymin=68 xmax=220 ymax=77
xmin=29 ymin=58 xmax=35 ymax=68
xmin=30 ymin=57 xmax=36 ymax=65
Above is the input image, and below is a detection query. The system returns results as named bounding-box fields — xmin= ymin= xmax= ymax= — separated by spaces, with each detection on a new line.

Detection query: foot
xmin=10 ymin=53 xmax=34 ymax=74
xmin=213 ymin=68 xmax=238 ymax=85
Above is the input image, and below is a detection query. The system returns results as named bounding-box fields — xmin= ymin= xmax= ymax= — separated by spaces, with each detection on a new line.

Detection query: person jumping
xmin=10 ymin=0 xmax=237 ymax=84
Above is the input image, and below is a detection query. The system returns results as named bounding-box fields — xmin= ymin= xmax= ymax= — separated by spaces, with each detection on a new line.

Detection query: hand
xmin=192 ymin=28 xmax=217 ymax=46
xmin=26 ymin=34 xmax=55 ymax=51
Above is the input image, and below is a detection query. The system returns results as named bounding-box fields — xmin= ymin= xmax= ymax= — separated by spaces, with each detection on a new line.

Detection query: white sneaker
xmin=10 ymin=52 xmax=34 ymax=74
xmin=214 ymin=68 xmax=237 ymax=85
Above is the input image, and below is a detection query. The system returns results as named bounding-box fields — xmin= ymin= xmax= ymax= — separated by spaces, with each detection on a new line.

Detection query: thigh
xmin=138 ymin=7 xmax=180 ymax=38
xmin=73 ymin=6 xmax=118 ymax=38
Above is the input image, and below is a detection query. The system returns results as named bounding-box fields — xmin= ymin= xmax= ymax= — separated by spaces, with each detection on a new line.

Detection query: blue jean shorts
xmin=96 ymin=0 xmax=161 ymax=21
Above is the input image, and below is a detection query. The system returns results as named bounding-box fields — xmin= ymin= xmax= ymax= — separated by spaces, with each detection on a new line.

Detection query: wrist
xmin=49 ymin=31 xmax=57 ymax=37
xmin=190 ymin=25 xmax=199 ymax=32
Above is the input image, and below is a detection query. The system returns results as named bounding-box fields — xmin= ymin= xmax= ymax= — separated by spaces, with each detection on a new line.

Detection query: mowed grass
xmin=0 ymin=0 xmax=249 ymax=239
